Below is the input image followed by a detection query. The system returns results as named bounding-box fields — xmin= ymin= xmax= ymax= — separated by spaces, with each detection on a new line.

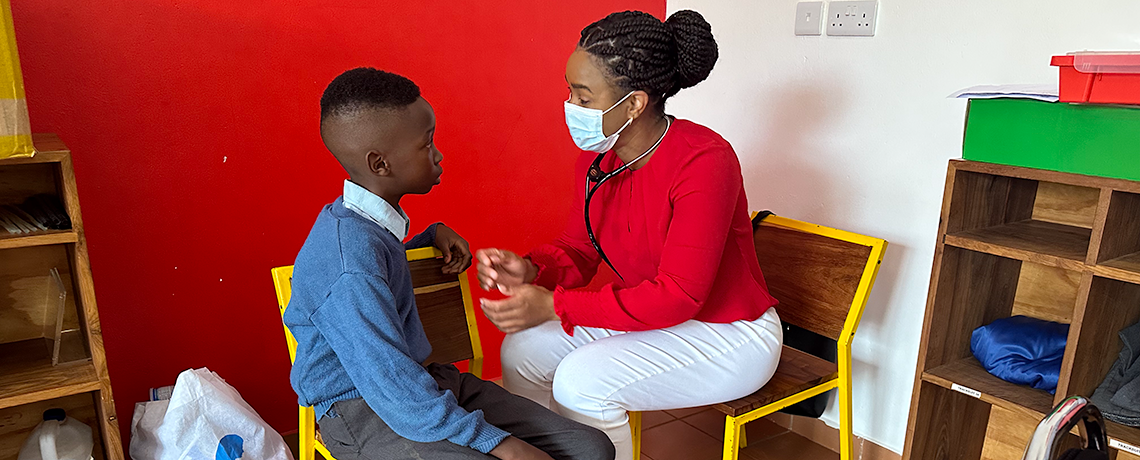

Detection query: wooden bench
xmin=629 ymin=214 xmax=887 ymax=460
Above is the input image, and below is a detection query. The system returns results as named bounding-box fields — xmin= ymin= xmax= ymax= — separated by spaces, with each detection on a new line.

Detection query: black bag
xmin=778 ymin=323 xmax=836 ymax=418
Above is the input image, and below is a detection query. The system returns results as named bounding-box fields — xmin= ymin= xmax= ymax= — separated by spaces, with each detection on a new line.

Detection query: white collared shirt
xmin=342 ymin=180 xmax=410 ymax=240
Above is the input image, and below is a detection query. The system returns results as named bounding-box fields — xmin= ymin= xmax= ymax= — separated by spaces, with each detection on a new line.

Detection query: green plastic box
xmin=962 ymin=98 xmax=1140 ymax=181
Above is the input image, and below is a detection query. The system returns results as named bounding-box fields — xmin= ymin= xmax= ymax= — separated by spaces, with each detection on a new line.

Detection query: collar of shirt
xmin=342 ymin=180 xmax=410 ymax=240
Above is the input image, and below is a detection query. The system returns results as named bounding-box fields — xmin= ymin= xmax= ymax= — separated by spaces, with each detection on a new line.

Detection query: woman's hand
xmin=475 ymin=248 xmax=537 ymax=291
xmin=480 ymin=283 xmax=558 ymax=333
xmin=434 ymin=224 xmax=472 ymax=274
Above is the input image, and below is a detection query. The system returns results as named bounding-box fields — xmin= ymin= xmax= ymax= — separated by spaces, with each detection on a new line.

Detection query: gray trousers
xmin=317 ymin=363 xmax=615 ymax=460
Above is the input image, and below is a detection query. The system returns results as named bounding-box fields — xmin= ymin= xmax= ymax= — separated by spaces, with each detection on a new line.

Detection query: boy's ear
xmin=366 ymin=150 xmax=391 ymax=177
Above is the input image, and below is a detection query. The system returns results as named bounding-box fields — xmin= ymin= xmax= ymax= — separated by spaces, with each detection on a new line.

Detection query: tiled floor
xmin=638 ymin=408 xmax=838 ymax=460
xmin=286 ymin=408 xmax=839 ymax=460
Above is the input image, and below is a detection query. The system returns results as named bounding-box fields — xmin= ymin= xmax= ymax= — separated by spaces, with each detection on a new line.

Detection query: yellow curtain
xmin=0 ymin=0 xmax=33 ymax=159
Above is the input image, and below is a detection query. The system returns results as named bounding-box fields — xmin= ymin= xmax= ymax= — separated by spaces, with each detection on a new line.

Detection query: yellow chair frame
xmin=628 ymin=214 xmax=887 ymax=460
xmin=271 ymin=247 xmax=484 ymax=460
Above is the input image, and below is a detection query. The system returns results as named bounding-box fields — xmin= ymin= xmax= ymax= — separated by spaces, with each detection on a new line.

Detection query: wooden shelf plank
xmin=0 ymin=134 xmax=68 ymax=166
xmin=951 ymin=159 xmax=1140 ymax=196
xmin=0 ymin=339 xmax=99 ymax=410
xmin=945 ymin=220 xmax=1091 ymax=271
xmin=0 ymin=361 xmax=101 ymax=410
xmin=1107 ymin=421 xmax=1140 ymax=454
xmin=0 ymin=229 xmax=77 ymax=250
xmin=31 ymin=133 xmax=68 ymax=155
xmin=1094 ymin=252 xmax=1140 ymax=286
xmin=922 ymin=357 xmax=1055 ymax=416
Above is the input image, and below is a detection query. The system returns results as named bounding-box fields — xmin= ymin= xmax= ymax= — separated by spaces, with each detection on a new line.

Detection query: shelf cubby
xmin=922 ymin=246 xmax=1080 ymax=374
xmin=0 ymin=244 xmax=92 ymax=370
xmin=1093 ymin=190 xmax=1140 ymax=286
xmin=943 ymin=171 xmax=1098 ymax=271
xmin=0 ymin=159 xmax=72 ymax=240
xmin=906 ymin=381 xmax=994 ymax=460
xmin=0 ymin=391 xmax=109 ymax=460
xmin=1060 ymin=277 xmax=1140 ymax=401
xmin=980 ymin=404 xmax=1082 ymax=460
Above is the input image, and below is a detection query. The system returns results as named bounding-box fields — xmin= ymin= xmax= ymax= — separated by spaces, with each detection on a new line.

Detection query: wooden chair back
xmin=753 ymin=214 xmax=883 ymax=342
xmin=271 ymin=247 xmax=483 ymax=374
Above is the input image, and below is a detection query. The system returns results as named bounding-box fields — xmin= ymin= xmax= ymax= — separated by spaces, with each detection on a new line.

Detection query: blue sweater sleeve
xmin=310 ymin=272 xmax=509 ymax=454
xmin=404 ymin=223 xmax=440 ymax=250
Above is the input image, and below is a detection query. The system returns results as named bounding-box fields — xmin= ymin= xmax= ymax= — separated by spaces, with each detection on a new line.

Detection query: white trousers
xmin=501 ymin=308 xmax=783 ymax=460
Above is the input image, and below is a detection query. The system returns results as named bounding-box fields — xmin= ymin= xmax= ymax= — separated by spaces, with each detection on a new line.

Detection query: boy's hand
xmin=489 ymin=436 xmax=555 ymax=460
xmin=475 ymin=248 xmax=538 ymax=291
xmin=434 ymin=224 xmax=472 ymax=274
xmin=480 ymin=283 xmax=558 ymax=333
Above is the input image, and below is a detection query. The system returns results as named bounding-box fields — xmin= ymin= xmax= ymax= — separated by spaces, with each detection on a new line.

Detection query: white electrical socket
xmin=826 ymin=1 xmax=878 ymax=37
xmin=795 ymin=2 xmax=824 ymax=36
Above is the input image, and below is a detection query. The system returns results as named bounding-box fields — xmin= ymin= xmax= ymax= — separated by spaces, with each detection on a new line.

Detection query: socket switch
xmin=826 ymin=1 xmax=878 ymax=37
xmin=795 ymin=2 xmax=824 ymax=36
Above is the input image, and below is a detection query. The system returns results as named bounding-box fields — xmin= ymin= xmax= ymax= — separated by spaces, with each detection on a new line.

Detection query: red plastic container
xmin=1052 ymin=53 xmax=1140 ymax=104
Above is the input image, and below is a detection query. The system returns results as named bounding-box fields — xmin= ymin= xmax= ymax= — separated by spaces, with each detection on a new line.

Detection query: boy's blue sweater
xmin=284 ymin=196 xmax=508 ymax=454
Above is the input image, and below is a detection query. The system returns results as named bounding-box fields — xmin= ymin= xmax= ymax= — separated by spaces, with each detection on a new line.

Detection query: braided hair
xmin=578 ymin=10 xmax=718 ymax=111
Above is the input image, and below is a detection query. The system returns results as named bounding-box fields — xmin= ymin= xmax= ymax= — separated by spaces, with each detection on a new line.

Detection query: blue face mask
xmin=564 ymin=92 xmax=634 ymax=152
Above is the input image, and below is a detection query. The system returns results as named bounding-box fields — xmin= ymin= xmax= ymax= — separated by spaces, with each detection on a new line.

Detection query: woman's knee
xmin=501 ymin=322 xmax=567 ymax=380
xmin=551 ymin=347 xmax=619 ymax=415
xmin=499 ymin=332 xmax=529 ymax=374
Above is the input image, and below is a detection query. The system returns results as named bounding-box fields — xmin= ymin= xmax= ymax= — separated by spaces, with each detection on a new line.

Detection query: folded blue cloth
xmin=971 ymin=315 xmax=1069 ymax=393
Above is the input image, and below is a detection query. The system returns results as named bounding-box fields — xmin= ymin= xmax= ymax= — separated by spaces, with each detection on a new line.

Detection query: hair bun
xmin=664 ymin=10 xmax=718 ymax=90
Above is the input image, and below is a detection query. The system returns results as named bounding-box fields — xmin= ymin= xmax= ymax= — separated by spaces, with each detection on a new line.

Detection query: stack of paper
xmin=949 ymin=84 xmax=1059 ymax=102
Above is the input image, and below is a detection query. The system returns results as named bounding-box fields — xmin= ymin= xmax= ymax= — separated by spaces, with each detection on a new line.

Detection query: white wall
xmin=665 ymin=0 xmax=1140 ymax=453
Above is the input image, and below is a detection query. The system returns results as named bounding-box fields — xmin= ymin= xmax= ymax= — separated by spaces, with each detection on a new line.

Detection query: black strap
xmin=751 ymin=210 xmax=776 ymax=231
xmin=1058 ymin=448 xmax=1109 ymax=460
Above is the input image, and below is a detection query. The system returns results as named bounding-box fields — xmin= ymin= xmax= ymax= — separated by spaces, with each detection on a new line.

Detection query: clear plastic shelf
xmin=45 ymin=267 xmax=67 ymax=365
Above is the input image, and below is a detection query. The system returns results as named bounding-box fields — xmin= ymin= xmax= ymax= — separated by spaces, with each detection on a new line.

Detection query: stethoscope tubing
xmin=582 ymin=117 xmax=672 ymax=281
xmin=584 ymin=156 xmax=633 ymax=280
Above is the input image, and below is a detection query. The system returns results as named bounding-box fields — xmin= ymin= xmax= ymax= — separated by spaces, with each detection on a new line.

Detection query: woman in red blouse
xmin=476 ymin=10 xmax=782 ymax=460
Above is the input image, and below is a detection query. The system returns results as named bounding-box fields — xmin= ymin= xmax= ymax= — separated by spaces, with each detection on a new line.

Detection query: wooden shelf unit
xmin=904 ymin=160 xmax=1140 ymax=460
xmin=0 ymin=134 xmax=123 ymax=460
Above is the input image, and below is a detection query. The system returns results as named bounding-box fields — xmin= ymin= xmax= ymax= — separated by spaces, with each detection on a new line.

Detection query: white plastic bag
xmin=130 ymin=368 xmax=293 ymax=460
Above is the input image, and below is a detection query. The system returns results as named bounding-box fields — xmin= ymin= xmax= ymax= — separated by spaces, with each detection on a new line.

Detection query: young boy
xmin=284 ymin=68 xmax=615 ymax=460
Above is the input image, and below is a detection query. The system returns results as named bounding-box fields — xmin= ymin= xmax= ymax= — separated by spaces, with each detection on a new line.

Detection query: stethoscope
xmin=584 ymin=116 xmax=672 ymax=280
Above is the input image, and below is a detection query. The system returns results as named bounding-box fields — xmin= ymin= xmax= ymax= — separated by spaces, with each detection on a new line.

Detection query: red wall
xmin=11 ymin=0 xmax=663 ymax=440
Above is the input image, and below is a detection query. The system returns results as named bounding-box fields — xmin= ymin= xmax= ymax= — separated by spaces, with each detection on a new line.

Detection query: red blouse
xmin=527 ymin=119 xmax=778 ymax=334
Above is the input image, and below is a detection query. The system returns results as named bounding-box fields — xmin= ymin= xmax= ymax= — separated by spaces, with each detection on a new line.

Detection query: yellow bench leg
xmin=299 ymin=406 xmax=316 ymax=460
xmin=630 ymin=411 xmax=642 ymax=459
xmin=722 ymin=415 xmax=742 ymax=460
xmin=839 ymin=345 xmax=855 ymax=460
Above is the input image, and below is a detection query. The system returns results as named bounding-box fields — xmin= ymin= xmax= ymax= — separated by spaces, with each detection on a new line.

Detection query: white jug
xmin=17 ymin=409 xmax=94 ymax=460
